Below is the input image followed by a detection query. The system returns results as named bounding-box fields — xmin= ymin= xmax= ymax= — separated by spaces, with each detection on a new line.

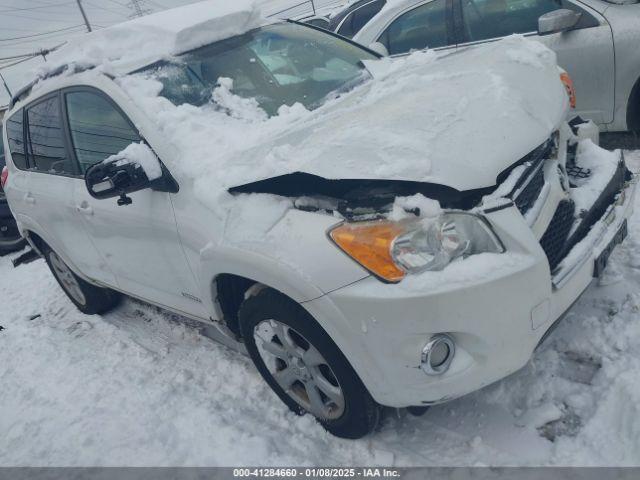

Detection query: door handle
xmin=76 ymin=202 xmax=94 ymax=216
xmin=24 ymin=193 xmax=35 ymax=205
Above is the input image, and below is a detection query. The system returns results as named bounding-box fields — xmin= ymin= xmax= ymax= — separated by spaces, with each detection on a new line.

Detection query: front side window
xmin=140 ymin=23 xmax=376 ymax=116
xmin=26 ymin=97 xmax=73 ymax=175
xmin=378 ymin=0 xmax=449 ymax=55
xmin=338 ymin=0 xmax=386 ymax=38
xmin=65 ymin=91 xmax=141 ymax=173
xmin=5 ymin=109 xmax=27 ymax=170
xmin=460 ymin=0 xmax=597 ymax=42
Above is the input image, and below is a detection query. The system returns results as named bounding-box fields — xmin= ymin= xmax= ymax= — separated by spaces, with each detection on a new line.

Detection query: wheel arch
xmin=209 ymin=270 xmax=383 ymax=405
xmin=211 ymin=262 xmax=328 ymax=338
xmin=627 ymin=75 xmax=640 ymax=132
xmin=23 ymin=229 xmax=48 ymax=255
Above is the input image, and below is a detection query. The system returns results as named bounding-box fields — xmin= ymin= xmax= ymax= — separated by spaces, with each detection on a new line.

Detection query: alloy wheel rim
xmin=49 ymin=251 xmax=86 ymax=306
xmin=254 ymin=319 xmax=345 ymax=420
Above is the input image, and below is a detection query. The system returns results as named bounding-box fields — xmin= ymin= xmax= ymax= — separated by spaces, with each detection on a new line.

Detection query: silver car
xmin=351 ymin=0 xmax=640 ymax=133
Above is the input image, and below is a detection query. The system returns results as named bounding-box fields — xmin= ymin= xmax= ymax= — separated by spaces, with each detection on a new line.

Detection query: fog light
xmin=421 ymin=334 xmax=455 ymax=375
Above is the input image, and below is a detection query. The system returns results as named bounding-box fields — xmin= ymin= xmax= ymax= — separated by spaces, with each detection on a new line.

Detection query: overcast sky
xmin=0 ymin=0 xmax=336 ymax=107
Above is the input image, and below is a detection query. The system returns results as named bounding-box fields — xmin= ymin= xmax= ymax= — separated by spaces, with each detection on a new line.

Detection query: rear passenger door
xmin=21 ymin=93 xmax=117 ymax=285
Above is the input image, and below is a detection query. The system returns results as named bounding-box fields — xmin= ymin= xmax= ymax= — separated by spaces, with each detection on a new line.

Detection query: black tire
xmin=42 ymin=244 xmax=121 ymax=315
xmin=239 ymin=288 xmax=381 ymax=439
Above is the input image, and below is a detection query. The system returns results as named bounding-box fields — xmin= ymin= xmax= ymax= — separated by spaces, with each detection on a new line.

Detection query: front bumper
xmin=303 ymin=147 xmax=637 ymax=408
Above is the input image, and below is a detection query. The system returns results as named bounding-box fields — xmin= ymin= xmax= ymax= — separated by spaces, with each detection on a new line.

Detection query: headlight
xmin=329 ymin=213 xmax=504 ymax=283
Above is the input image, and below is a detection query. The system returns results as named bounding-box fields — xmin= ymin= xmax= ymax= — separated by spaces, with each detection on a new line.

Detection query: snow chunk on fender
xmin=103 ymin=142 xmax=163 ymax=181
xmin=389 ymin=194 xmax=441 ymax=221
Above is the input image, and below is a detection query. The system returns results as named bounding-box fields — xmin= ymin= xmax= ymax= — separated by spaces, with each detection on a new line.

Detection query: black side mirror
xmin=86 ymin=159 xmax=152 ymax=206
xmin=85 ymin=143 xmax=178 ymax=206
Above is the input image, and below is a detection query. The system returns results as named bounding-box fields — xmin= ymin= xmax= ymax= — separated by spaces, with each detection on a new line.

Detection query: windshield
xmin=139 ymin=23 xmax=377 ymax=116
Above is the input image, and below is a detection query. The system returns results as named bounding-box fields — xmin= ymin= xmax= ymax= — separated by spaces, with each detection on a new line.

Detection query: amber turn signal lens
xmin=329 ymin=221 xmax=406 ymax=283
xmin=560 ymin=72 xmax=576 ymax=109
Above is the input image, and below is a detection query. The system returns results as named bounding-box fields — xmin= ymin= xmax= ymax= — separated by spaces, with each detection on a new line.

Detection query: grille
xmin=539 ymin=199 xmax=575 ymax=272
xmin=514 ymin=166 xmax=544 ymax=215
xmin=566 ymin=164 xmax=592 ymax=180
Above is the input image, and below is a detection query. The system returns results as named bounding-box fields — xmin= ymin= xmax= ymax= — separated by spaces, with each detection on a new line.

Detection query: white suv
xmin=1 ymin=0 xmax=636 ymax=439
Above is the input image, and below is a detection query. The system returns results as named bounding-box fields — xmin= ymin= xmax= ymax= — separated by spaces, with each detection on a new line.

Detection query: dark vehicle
xmin=0 ymin=126 xmax=26 ymax=254
xmin=329 ymin=0 xmax=386 ymax=38
xmin=303 ymin=0 xmax=386 ymax=38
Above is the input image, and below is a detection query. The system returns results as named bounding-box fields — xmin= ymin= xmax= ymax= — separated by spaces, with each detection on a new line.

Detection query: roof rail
xmin=9 ymin=63 xmax=97 ymax=110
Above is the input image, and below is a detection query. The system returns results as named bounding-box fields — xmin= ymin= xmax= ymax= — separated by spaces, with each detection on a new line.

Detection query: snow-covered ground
xmin=0 ymin=151 xmax=639 ymax=467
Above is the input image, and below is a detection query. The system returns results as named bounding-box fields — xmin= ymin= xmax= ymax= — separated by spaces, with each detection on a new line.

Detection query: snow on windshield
xmin=141 ymin=23 xmax=375 ymax=116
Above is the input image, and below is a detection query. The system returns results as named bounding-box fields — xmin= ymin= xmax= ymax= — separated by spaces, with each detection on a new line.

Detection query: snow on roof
xmin=36 ymin=0 xmax=267 ymax=78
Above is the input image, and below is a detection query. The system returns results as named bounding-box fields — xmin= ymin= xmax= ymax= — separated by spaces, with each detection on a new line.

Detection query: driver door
xmin=454 ymin=0 xmax=615 ymax=125
xmin=63 ymin=88 xmax=209 ymax=319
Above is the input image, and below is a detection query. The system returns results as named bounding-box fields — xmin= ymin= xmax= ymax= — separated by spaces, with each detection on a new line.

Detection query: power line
xmin=104 ymin=0 xmax=130 ymax=7
xmin=0 ymin=24 xmax=84 ymax=42
xmin=0 ymin=43 xmax=66 ymax=64
xmin=0 ymin=56 xmax=38 ymax=71
xmin=145 ymin=0 xmax=165 ymax=10
xmin=0 ymin=28 xmax=85 ymax=48
xmin=0 ymin=11 xmax=83 ymax=23
xmin=84 ymin=0 xmax=128 ymax=16
xmin=1 ymin=70 xmax=13 ymax=98
xmin=0 ymin=52 xmax=35 ymax=62
xmin=0 ymin=2 xmax=75 ymax=13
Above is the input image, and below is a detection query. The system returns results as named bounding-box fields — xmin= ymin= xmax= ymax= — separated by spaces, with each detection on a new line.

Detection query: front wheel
xmin=239 ymin=289 xmax=380 ymax=439
xmin=43 ymin=246 xmax=120 ymax=315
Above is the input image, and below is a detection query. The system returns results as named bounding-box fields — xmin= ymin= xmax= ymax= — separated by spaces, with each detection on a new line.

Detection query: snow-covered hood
xmin=230 ymin=36 xmax=568 ymax=193
xmin=120 ymin=36 xmax=568 ymax=211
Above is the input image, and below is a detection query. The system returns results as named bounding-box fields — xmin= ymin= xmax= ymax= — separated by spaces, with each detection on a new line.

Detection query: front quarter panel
xmin=169 ymin=185 xmax=371 ymax=315
xmin=601 ymin=3 xmax=640 ymax=130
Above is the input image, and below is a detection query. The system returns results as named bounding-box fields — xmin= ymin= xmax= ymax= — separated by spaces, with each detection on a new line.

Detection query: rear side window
xmin=26 ymin=97 xmax=74 ymax=175
xmin=65 ymin=91 xmax=141 ymax=173
xmin=5 ymin=109 xmax=27 ymax=170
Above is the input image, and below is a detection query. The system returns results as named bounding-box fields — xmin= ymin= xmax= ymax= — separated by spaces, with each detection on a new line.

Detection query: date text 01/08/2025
xmin=232 ymin=468 xmax=401 ymax=477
